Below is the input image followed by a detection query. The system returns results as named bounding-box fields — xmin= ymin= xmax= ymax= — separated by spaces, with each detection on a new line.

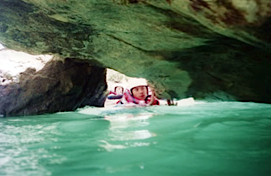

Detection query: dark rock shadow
xmin=157 ymin=36 xmax=271 ymax=103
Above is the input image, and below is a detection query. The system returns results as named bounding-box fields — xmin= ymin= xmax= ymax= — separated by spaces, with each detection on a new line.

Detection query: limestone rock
xmin=0 ymin=0 xmax=271 ymax=103
xmin=0 ymin=58 xmax=107 ymax=117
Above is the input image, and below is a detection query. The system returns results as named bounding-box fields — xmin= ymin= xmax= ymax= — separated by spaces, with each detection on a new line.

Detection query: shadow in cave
xmin=157 ymin=36 xmax=271 ymax=103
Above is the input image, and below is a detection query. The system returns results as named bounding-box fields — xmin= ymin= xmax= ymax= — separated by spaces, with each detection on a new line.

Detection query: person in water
xmin=118 ymin=78 xmax=160 ymax=106
xmin=107 ymin=83 xmax=124 ymax=100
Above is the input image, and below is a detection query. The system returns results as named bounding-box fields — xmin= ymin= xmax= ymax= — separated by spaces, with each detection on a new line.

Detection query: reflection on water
xmin=0 ymin=101 xmax=271 ymax=176
xmin=100 ymin=113 xmax=155 ymax=152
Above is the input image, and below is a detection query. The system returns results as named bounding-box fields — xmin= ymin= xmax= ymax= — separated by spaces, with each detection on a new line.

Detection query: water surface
xmin=1 ymin=101 xmax=271 ymax=176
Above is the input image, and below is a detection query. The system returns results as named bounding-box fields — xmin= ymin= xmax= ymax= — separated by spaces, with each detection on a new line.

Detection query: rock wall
xmin=0 ymin=58 xmax=107 ymax=117
xmin=0 ymin=0 xmax=271 ymax=105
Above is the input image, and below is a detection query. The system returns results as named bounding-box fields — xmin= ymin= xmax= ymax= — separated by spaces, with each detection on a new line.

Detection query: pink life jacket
xmin=119 ymin=89 xmax=159 ymax=105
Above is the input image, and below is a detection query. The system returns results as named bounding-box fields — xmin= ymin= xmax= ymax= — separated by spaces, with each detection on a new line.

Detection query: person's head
xmin=114 ymin=86 xmax=124 ymax=95
xmin=131 ymin=85 xmax=148 ymax=100
xmin=127 ymin=78 xmax=149 ymax=100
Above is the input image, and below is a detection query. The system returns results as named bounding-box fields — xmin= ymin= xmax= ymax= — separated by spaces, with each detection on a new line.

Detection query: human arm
xmin=147 ymin=87 xmax=156 ymax=106
xmin=107 ymin=94 xmax=123 ymax=100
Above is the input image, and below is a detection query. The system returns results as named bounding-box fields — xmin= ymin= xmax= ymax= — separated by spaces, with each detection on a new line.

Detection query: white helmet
xmin=113 ymin=83 xmax=124 ymax=89
xmin=111 ymin=83 xmax=125 ymax=92
xmin=127 ymin=78 xmax=148 ymax=91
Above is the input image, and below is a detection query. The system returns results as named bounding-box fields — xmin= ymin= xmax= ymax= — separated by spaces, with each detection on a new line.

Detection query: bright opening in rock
xmin=0 ymin=46 xmax=52 ymax=85
xmin=0 ymin=43 xmax=4 ymax=49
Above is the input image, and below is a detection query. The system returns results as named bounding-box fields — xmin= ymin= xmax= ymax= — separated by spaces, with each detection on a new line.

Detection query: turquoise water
xmin=1 ymin=101 xmax=271 ymax=176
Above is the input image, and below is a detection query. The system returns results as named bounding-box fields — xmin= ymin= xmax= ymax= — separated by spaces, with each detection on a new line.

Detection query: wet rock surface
xmin=0 ymin=58 xmax=107 ymax=117
xmin=0 ymin=0 xmax=271 ymax=107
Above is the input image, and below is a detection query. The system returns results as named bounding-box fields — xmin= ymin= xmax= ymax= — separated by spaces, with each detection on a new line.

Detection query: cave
xmin=0 ymin=0 xmax=271 ymax=116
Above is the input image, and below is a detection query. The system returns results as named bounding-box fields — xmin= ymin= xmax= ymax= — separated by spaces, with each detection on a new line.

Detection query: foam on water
xmin=1 ymin=101 xmax=271 ymax=176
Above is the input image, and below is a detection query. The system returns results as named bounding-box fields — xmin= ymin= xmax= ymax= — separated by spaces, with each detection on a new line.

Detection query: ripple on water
xmin=0 ymin=101 xmax=271 ymax=176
